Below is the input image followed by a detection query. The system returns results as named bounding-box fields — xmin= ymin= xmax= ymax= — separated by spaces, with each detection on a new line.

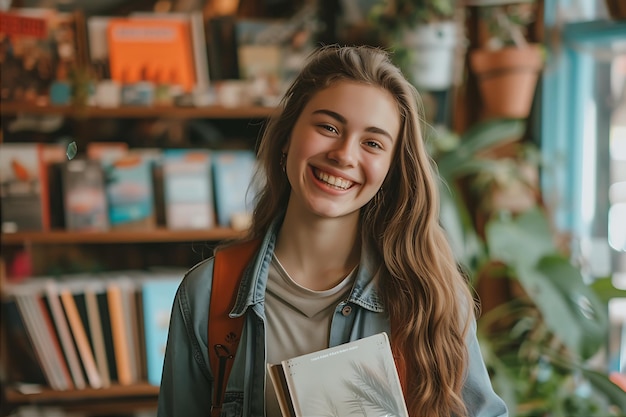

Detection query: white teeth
xmin=315 ymin=169 xmax=353 ymax=190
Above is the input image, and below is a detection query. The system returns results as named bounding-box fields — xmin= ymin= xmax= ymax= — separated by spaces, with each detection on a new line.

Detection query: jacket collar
xmin=230 ymin=217 xmax=385 ymax=317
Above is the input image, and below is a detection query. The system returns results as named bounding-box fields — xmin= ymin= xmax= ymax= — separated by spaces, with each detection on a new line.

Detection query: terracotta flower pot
xmin=470 ymin=44 xmax=543 ymax=119
xmin=605 ymin=0 xmax=626 ymax=20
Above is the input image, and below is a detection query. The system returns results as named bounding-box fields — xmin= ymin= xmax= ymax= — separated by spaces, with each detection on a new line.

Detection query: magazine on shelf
xmin=267 ymin=332 xmax=408 ymax=417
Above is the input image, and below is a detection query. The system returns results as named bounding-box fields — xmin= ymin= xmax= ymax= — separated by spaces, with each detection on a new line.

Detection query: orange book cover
xmin=60 ymin=288 xmax=103 ymax=389
xmin=106 ymin=18 xmax=196 ymax=91
xmin=106 ymin=282 xmax=133 ymax=386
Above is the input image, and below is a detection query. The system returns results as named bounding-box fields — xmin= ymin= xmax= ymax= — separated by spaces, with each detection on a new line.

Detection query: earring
xmin=280 ymin=152 xmax=287 ymax=173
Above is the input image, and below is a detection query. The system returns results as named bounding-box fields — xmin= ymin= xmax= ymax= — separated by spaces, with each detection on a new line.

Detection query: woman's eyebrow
xmin=313 ymin=109 xmax=346 ymax=123
xmin=312 ymin=109 xmax=394 ymax=143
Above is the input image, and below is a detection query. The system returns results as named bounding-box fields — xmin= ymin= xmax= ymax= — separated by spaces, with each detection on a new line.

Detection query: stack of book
xmin=1 ymin=271 xmax=184 ymax=391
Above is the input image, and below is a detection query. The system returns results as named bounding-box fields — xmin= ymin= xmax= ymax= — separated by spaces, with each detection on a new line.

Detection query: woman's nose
xmin=327 ymin=137 xmax=358 ymax=167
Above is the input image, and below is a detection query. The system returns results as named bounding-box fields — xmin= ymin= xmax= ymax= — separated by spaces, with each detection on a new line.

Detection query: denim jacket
xmin=157 ymin=220 xmax=508 ymax=417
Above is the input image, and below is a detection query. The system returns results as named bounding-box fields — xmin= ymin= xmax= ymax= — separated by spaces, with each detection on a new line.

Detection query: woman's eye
xmin=320 ymin=124 xmax=338 ymax=134
xmin=364 ymin=140 xmax=382 ymax=149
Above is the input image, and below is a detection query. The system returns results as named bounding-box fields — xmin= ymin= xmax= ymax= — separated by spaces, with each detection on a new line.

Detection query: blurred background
xmin=0 ymin=0 xmax=625 ymax=416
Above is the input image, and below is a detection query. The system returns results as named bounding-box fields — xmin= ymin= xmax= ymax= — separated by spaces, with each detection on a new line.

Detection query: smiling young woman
xmin=157 ymin=45 xmax=508 ymax=417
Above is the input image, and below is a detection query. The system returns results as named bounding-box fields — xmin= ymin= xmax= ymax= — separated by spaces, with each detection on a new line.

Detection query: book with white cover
xmin=267 ymin=332 xmax=408 ymax=417
xmin=42 ymin=280 xmax=87 ymax=390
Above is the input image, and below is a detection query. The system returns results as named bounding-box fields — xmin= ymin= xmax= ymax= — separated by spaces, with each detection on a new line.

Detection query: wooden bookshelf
xmin=0 ymin=102 xmax=277 ymax=119
xmin=1 ymin=228 xmax=246 ymax=245
xmin=4 ymin=384 xmax=159 ymax=414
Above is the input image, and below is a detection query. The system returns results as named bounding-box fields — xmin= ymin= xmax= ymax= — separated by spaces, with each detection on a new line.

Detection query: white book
xmin=267 ymin=332 xmax=408 ymax=417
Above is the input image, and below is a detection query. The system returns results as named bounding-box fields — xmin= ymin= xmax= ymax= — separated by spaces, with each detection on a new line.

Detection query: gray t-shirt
xmin=264 ymin=254 xmax=355 ymax=417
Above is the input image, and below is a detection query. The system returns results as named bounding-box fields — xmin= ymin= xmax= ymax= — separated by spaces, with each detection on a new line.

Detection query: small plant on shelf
xmin=467 ymin=1 xmax=544 ymax=119
xmin=369 ymin=0 xmax=458 ymax=30
xmin=369 ymin=0 xmax=462 ymax=92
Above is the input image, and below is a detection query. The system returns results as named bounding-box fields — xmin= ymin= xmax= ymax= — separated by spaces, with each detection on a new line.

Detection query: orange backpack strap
xmin=209 ymin=239 xmax=260 ymax=417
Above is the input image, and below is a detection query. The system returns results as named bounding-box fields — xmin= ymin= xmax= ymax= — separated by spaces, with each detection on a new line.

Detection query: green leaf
xmin=485 ymin=208 xmax=556 ymax=269
xmin=436 ymin=118 xmax=526 ymax=179
xmin=581 ymin=368 xmax=626 ymax=412
xmin=485 ymin=210 xmax=608 ymax=358
xmin=590 ymin=276 xmax=626 ymax=304
xmin=533 ymin=256 xmax=608 ymax=359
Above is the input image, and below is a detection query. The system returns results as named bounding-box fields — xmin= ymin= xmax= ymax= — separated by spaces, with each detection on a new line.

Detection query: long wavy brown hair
xmin=248 ymin=44 xmax=474 ymax=417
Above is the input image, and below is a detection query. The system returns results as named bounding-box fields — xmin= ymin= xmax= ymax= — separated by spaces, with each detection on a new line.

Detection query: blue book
xmin=212 ymin=150 xmax=257 ymax=229
xmin=162 ymin=149 xmax=214 ymax=229
xmin=141 ymin=276 xmax=182 ymax=386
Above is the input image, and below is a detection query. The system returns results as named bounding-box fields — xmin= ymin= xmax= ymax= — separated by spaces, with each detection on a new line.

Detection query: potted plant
xmin=427 ymin=119 xmax=626 ymax=415
xmin=466 ymin=1 xmax=544 ymax=119
xmin=369 ymin=0 xmax=462 ymax=91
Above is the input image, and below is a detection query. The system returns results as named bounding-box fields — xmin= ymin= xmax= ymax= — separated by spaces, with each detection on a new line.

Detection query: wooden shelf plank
xmin=5 ymin=383 xmax=159 ymax=414
xmin=1 ymin=228 xmax=246 ymax=245
xmin=4 ymin=383 xmax=159 ymax=403
xmin=0 ymin=102 xmax=277 ymax=119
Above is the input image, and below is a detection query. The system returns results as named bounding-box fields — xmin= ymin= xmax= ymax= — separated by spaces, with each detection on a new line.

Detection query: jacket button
xmin=341 ymin=305 xmax=352 ymax=316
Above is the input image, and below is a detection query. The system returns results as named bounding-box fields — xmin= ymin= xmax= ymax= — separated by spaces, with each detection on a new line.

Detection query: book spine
xmin=36 ymin=143 xmax=51 ymax=230
xmin=190 ymin=11 xmax=210 ymax=90
xmin=44 ymin=281 xmax=86 ymax=389
xmin=84 ymin=287 xmax=111 ymax=387
xmin=13 ymin=294 xmax=60 ymax=390
xmin=37 ymin=296 xmax=75 ymax=390
xmin=97 ymin=290 xmax=118 ymax=382
xmin=121 ymin=281 xmax=141 ymax=383
xmin=107 ymin=283 xmax=133 ymax=385
xmin=60 ymin=289 xmax=103 ymax=389
xmin=134 ymin=286 xmax=148 ymax=382
xmin=1 ymin=298 xmax=48 ymax=385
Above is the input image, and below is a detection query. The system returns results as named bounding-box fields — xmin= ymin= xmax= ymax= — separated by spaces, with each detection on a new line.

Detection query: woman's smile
xmin=312 ymin=167 xmax=355 ymax=191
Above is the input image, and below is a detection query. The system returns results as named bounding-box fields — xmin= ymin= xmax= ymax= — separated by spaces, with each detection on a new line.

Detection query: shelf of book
xmin=4 ymin=383 xmax=159 ymax=414
xmin=1 ymin=228 xmax=246 ymax=245
xmin=0 ymin=102 xmax=277 ymax=119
